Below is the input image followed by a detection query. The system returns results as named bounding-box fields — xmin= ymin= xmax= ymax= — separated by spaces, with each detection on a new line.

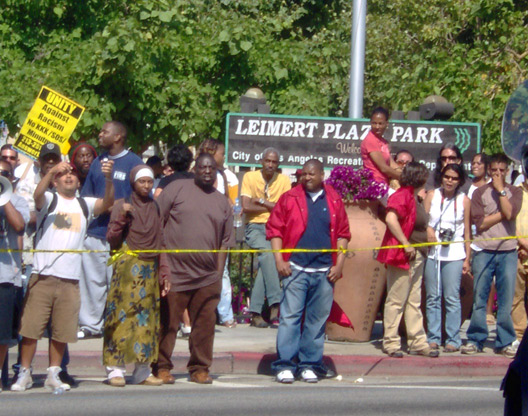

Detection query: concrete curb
xmin=27 ymin=350 xmax=511 ymax=378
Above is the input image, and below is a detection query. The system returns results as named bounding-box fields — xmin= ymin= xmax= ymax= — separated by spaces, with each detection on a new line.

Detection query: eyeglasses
xmin=441 ymin=156 xmax=459 ymax=162
xmin=396 ymin=160 xmax=410 ymax=166
xmin=443 ymin=174 xmax=460 ymax=181
xmin=1 ymin=155 xmax=16 ymax=161
xmin=0 ymin=170 xmax=11 ymax=178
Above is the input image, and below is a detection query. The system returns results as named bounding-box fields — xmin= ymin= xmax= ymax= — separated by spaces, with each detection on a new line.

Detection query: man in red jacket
xmin=266 ymin=159 xmax=350 ymax=384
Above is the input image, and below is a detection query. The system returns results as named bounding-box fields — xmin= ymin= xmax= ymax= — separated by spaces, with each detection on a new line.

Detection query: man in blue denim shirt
xmin=266 ymin=159 xmax=350 ymax=383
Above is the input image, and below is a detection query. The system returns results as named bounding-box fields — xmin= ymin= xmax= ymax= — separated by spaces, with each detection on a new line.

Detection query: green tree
xmin=365 ymin=0 xmax=528 ymax=153
xmin=0 ymin=0 xmax=527 ymax=153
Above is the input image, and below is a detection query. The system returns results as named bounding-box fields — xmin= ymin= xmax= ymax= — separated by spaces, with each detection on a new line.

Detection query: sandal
xmin=221 ymin=319 xmax=237 ymax=328
xmin=444 ymin=344 xmax=459 ymax=353
xmin=429 ymin=342 xmax=440 ymax=350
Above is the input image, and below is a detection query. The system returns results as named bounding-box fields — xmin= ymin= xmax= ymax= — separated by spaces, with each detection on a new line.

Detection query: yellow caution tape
xmin=2 ymin=234 xmax=525 ymax=255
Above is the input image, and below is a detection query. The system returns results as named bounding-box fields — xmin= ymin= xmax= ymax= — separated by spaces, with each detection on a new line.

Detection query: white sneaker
xmin=10 ymin=367 xmax=33 ymax=391
xmin=512 ymin=339 xmax=521 ymax=352
xmin=299 ymin=369 xmax=318 ymax=383
xmin=45 ymin=366 xmax=71 ymax=391
xmin=179 ymin=323 xmax=191 ymax=338
xmin=276 ymin=369 xmax=295 ymax=384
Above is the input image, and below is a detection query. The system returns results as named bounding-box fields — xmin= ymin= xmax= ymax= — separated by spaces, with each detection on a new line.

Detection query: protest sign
xmin=14 ymin=86 xmax=85 ymax=159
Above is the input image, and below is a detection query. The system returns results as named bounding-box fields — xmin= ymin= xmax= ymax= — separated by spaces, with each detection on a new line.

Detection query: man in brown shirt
xmin=462 ymin=154 xmax=522 ymax=358
xmin=153 ymin=153 xmax=234 ymax=384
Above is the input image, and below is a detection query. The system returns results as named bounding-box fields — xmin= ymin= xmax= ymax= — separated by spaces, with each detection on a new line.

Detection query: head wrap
xmin=133 ymin=167 xmax=154 ymax=183
xmin=70 ymin=142 xmax=97 ymax=162
xmin=129 ymin=164 xmax=154 ymax=185
xmin=113 ymin=163 xmax=160 ymax=259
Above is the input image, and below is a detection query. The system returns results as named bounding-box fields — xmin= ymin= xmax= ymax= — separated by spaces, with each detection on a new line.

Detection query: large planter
xmin=326 ymin=200 xmax=387 ymax=342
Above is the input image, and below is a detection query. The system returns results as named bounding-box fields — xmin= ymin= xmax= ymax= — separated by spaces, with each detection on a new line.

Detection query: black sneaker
xmin=58 ymin=370 xmax=77 ymax=388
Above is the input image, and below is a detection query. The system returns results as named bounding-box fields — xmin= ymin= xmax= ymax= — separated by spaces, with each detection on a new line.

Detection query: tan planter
xmin=326 ymin=200 xmax=387 ymax=342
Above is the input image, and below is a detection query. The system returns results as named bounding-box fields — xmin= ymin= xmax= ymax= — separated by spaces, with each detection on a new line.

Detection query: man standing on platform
xmin=266 ymin=159 xmax=350 ymax=383
xmin=241 ymin=148 xmax=291 ymax=327
xmin=78 ymin=121 xmax=142 ymax=338
xmin=153 ymin=153 xmax=234 ymax=384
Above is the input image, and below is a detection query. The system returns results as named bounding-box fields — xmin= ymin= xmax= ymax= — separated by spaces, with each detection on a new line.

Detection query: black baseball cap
xmin=39 ymin=142 xmax=61 ymax=160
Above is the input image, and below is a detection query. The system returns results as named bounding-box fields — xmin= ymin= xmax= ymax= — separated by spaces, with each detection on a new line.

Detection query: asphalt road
xmin=0 ymin=375 xmax=504 ymax=416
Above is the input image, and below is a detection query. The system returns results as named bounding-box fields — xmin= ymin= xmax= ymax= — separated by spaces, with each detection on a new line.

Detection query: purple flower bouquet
xmin=326 ymin=167 xmax=388 ymax=202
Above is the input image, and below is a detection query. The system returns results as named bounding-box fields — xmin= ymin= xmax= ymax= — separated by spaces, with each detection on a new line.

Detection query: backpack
xmin=33 ymin=192 xmax=90 ymax=248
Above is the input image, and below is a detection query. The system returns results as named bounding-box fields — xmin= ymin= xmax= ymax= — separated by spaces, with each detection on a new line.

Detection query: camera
xmin=438 ymin=228 xmax=455 ymax=242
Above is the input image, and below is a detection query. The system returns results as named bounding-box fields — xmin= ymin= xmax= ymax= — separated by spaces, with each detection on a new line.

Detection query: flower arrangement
xmin=326 ymin=166 xmax=388 ymax=202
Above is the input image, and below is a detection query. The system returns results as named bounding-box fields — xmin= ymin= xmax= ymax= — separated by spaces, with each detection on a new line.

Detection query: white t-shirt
xmin=33 ymin=192 xmax=97 ymax=280
xmin=216 ymin=168 xmax=239 ymax=202
xmin=427 ymin=189 xmax=467 ymax=261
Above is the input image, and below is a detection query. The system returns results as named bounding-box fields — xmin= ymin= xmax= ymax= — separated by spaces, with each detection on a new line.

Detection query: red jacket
xmin=266 ymin=184 xmax=351 ymax=264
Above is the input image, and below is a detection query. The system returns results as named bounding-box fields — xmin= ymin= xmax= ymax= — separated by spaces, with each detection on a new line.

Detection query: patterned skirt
xmin=103 ymin=252 xmax=160 ymax=366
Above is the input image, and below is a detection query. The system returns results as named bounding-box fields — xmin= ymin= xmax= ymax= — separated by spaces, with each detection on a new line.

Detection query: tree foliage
xmin=366 ymin=0 xmax=528 ymax=153
xmin=0 ymin=0 xmax=527 ymax=153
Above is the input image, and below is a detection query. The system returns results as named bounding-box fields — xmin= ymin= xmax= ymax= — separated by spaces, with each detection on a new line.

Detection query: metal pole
xmin=349 ymin=0 xmax=367 ymax=119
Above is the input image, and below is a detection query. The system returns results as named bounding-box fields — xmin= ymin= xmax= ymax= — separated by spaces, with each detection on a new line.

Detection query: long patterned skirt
xmin=103 ymin=253 xmax=160 ymax=366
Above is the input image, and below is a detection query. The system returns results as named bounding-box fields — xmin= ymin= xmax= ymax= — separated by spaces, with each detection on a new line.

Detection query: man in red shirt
xmin=266 ymin=159 xmax=350 ymax=383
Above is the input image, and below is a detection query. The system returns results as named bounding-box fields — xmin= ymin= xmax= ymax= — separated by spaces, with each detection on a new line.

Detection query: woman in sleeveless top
xmin=424 ymin=163 xmax=471 ymax=352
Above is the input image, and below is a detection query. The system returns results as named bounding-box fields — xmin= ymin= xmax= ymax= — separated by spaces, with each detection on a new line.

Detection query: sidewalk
xmin=11 ymin=319 xmax=511 ymax=379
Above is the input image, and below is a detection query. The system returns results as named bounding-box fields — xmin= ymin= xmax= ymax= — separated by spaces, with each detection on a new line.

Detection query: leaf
xmin=123 ymin=41 xmax=135 ymax=52
xmin=240 ymin=40 xmax=252 ymax=51
xmin=158 ymin=11 xmax=175 ymax=23
xmin=140 ymin=11 xmax=151 ymax=20
xmin=219 ymin=30 xmax=230 ymax=42
xmin=53 ymin=7 xmax=63 ymax=18
xmin=275 ymin=68 xmax=288 ymax=79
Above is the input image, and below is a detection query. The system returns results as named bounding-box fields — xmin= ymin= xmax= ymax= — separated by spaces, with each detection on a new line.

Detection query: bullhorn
xmin=0 ymin=176 xmax=13 ymax=207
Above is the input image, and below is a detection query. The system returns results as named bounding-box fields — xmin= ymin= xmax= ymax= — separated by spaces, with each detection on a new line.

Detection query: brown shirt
xmin=471 ymin=183 xmax=522 ymax=251
xmin=157 ymin=179 xmax=234 ymax=291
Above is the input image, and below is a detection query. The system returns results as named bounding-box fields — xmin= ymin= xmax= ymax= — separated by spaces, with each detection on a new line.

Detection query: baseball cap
xmin=39 ymin=142 xmax=61 ymax=160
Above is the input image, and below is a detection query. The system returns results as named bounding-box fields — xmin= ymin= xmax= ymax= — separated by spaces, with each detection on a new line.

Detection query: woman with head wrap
xmin=102 ymin=165 xmax=170 ymax=387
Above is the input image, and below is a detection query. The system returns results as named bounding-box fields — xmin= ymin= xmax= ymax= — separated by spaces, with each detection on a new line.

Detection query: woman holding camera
xmin=424 ymin=163 xmax=471 ymax=352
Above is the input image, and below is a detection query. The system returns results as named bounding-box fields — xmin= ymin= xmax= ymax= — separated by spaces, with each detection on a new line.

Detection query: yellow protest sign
xmin=14 ymin=86 xmax=85 ymax=159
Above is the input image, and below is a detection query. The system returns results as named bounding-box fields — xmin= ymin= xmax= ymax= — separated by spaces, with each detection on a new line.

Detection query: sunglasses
xmin=441 ymin=156 xmax=459 ymax=162
xmin=443 ymin=174 xmax=460 ymax=181
xmin=1 ymin=155 xmax=17 ymax=161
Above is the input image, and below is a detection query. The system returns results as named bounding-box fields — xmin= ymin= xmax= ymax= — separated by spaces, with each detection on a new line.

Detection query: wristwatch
xmin=499 ymin=190 xmax=507 ymax=197
xmin=258 ymin=198 xmax=266 ymax=205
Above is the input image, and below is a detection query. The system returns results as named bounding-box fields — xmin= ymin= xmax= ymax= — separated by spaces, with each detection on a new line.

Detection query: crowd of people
xmin=0 ymin=111 xmax=526 ymax=394
xmin=361 ymin=107 xmax=526 ymax=361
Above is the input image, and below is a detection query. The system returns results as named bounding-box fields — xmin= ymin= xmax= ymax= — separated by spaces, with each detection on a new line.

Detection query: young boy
xmin=11 ymin=159 xmax=114 ymax=391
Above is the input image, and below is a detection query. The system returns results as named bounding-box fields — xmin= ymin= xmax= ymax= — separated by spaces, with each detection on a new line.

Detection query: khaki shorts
xmin=19 ymin=274 xmax=80 ymax=343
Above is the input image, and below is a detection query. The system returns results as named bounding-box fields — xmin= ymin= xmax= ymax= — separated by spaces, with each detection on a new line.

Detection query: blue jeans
xmin=217 ymin=257 xmax=234 ymax=323
xmin=245 ymin=223 xmax=281 ymax=314
xmin=271 ymin=269 xmax=333 ymax=375
xmin=467 ymin=250 xmax=517 ymax=350
xmin=424 ymin=258 xmax=463 ymax=348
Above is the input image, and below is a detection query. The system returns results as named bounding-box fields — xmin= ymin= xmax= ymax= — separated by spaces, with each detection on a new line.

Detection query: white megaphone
xmin=0 ymin=176 xmax=13 ymax=207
